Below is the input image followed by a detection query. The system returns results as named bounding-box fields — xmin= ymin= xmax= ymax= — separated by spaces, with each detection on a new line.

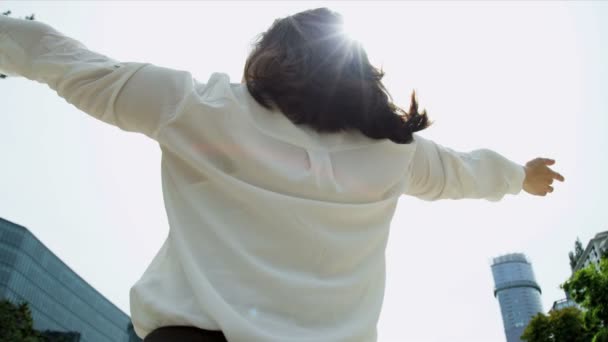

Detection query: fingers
xmin=525 ymin=157 xmax=565 ymax=197
xmin=552 ymin=171 xmax=565 ymax=182
xmin=543 ymin=158 xmax=555 ymax=165
xmin=537 ymin=185 xmax=553 ymax=196
xmin=538 ymin=157 xmax=565 ymax=182
xmin=546 ymin=166 xmax=565 ymax=182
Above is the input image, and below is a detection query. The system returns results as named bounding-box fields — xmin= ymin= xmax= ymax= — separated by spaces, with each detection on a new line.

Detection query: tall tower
xmin=491 ymin=253 xmax=543 ymax=342
xmin=0 ymin=217 xmax=141 ymax=341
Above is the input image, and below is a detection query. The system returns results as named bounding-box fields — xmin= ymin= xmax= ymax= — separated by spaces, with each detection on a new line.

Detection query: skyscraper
xmin=491 ymin=253 xmax=543 ymax=342
xmin=0 ymin=217 xmax=141 ymax=341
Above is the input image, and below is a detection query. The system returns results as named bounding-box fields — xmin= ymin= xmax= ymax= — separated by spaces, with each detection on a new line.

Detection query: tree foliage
xmin=39 ymin=330 xmax=81 ymax=342
xmin=521 ymin=307 xmax=593 ymax=342
xmin=562 ymin=257 xmax=608 ymax=342
xmin=0 ymin=299 xmax=42 ymax=342
xmin=523 ymin=256 xmax=608 ymax=342
xmin=593 ymin=329 xmax=608 ymax=342
xmin=563 ymin=258 xmax=608 ymax=326
xmin=0 ymin=299 xmax=83 ymax=341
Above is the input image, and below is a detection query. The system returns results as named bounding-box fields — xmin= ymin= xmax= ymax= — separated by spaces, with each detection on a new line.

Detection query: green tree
xmin=0 ymin=299 xmax=83 ymax=341
xmin=522 ymin=311 xmax=552 ymax=342
xmin=0 ymin=299 xmax=42 ymax=342
xmin=591 ymin=329 xmax=608 ymax=342
xmin=39 ymin=330 xmax=80 ymax=342
xmin=522 ymin=306 xmax=593 ymax=342
xmin=562 ymin=257 xmax=608 ymax=342
xmin=593 ymin=329 xmax=608 ymax=342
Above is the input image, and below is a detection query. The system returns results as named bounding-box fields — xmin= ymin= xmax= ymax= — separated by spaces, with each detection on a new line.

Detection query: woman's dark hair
xmin=243 ymin=7 xmax=430 ymax=144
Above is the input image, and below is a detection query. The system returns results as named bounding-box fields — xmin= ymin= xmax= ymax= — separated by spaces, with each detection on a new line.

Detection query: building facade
xmin=0 ymin=217 xmax=141 ymax=342
xmin=551 ymin=230 xmax=608 ymax=313
xmin=550 ymin=298 xmax=578 ymax=312
xmin=573 ymin=231 xmax=608 ymax=272
xmin=491 ymin=253 xmax=544 ymax=342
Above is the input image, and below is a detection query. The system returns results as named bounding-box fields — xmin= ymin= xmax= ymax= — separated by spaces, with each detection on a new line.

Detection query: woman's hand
xmin=523 ymin=158 xmax=565 ymax=196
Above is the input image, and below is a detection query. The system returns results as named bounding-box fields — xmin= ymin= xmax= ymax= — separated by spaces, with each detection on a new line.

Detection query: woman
xmin=0 ymin=7 xmax=563 ymax=342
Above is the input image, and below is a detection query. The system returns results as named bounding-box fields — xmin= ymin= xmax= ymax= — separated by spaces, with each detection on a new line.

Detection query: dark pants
xmin=143 ymin=325 xmax=228 ymax=342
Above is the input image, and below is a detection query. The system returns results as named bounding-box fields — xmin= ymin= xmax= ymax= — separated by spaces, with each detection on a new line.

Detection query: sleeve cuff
xmin=507 ymin=162 xmax=526 ymax=195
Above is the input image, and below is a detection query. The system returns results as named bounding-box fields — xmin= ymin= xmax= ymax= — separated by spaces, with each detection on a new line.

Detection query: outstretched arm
xmin=0 ymin=15 xmax=195 ymax=140
xmin=404 ymin=134 xmax=564 ymax=201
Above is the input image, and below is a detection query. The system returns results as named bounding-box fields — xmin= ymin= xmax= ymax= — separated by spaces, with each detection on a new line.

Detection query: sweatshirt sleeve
xmin=0 ymin=16 xmax=195 ymax=140
xmin=403 ymin=133 xmax=526 ymax=202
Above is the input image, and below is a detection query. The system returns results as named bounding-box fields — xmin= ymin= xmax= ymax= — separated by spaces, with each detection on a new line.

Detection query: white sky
xmin=1 ymin=1 xmax=606 ymax=341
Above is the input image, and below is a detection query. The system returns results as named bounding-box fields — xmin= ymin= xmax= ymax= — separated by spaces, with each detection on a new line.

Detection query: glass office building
xmin=491 ymin=253 xmax=543 ymax=342
xmin=0 ymin=217 xmax=141 ymax=342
